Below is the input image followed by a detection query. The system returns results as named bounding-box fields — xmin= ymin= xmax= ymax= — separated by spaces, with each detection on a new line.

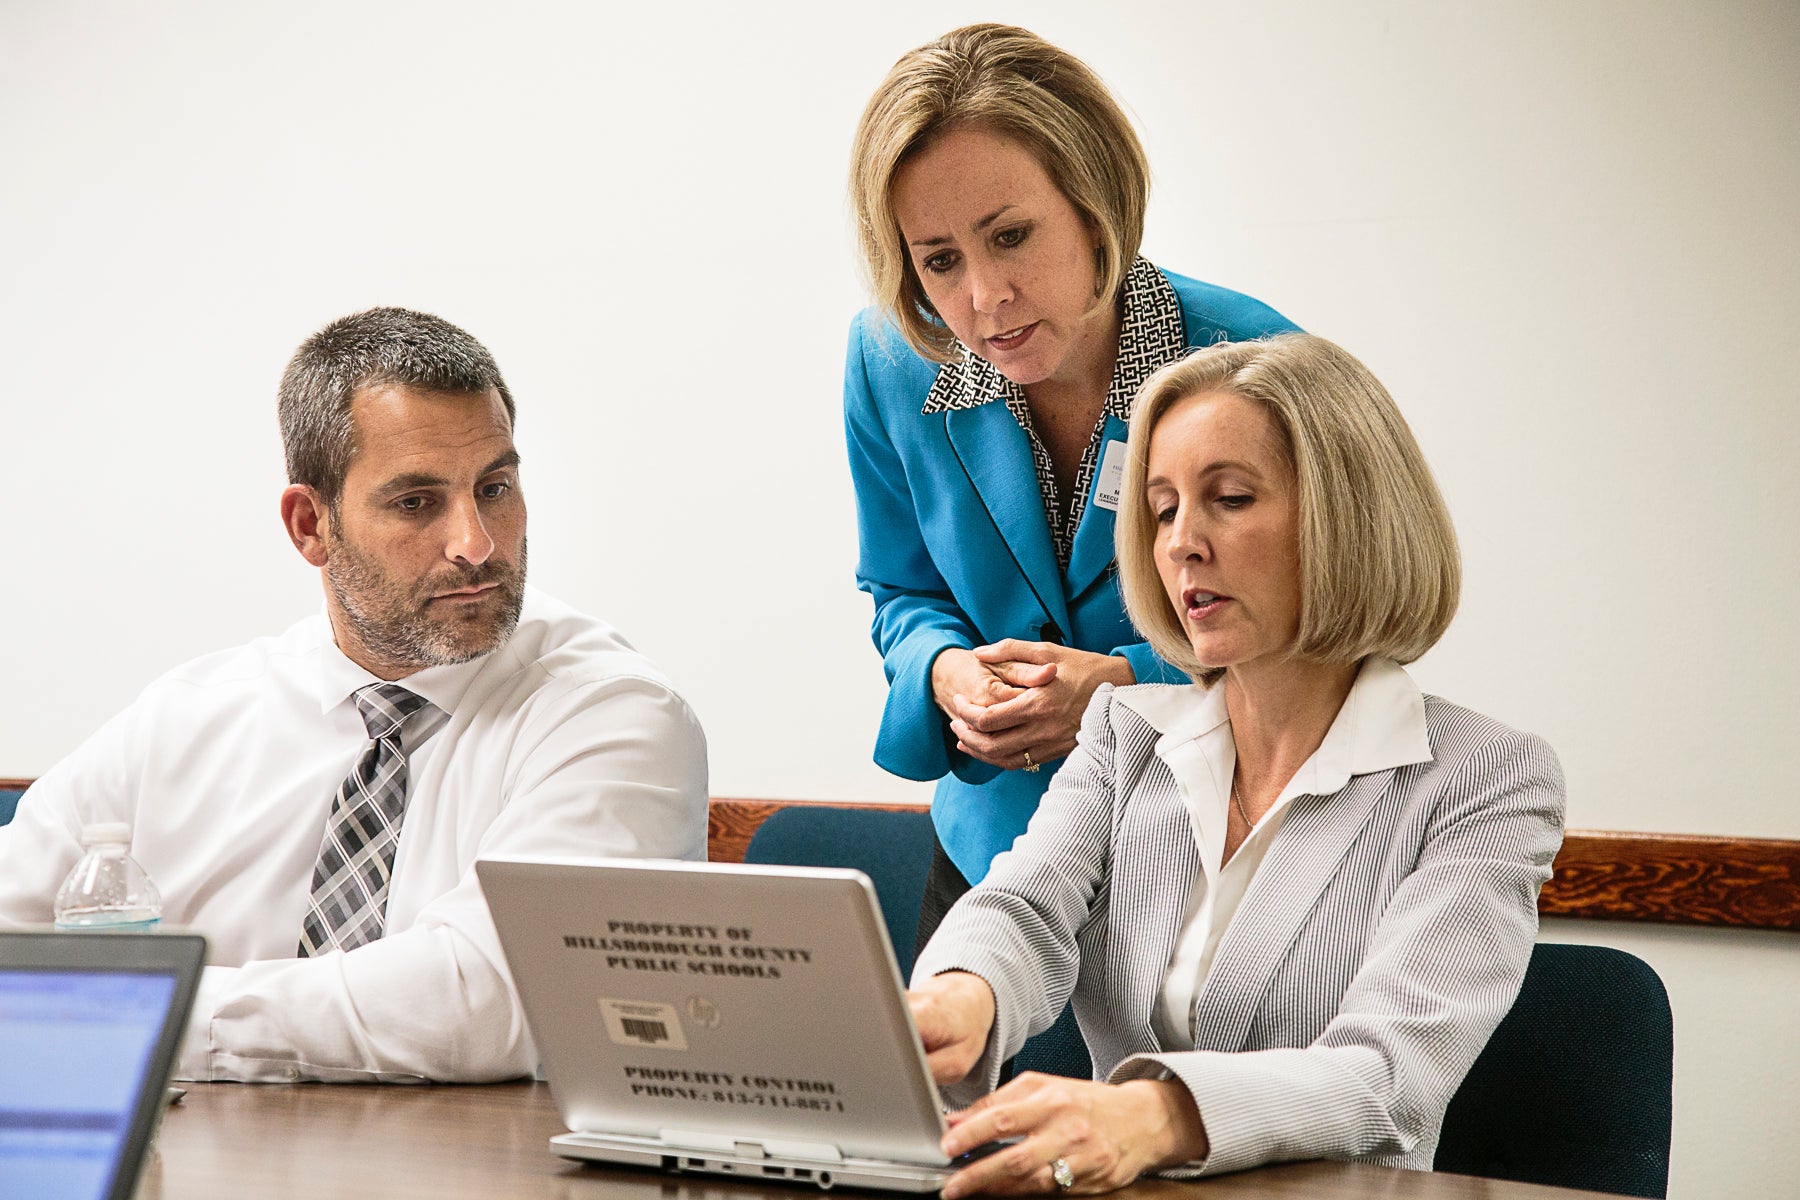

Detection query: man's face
xmin=321 ymin=383 xmax=527 ymax=678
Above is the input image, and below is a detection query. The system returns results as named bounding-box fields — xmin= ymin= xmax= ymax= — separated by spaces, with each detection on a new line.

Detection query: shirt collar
xmin=1114 ymin=656 xmax=1433 ymax=792
xmin=920 ymin=257 xmax=1184 ymax=416
xmin=1102 ymin=256 xmax=1186 ymax=421
xmin=312 ymin=608 xmax=493 ymax=719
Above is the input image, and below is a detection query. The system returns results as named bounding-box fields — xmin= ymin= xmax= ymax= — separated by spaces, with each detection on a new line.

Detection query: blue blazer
xmin=844 ymin=265 xmax=1297 ymax=882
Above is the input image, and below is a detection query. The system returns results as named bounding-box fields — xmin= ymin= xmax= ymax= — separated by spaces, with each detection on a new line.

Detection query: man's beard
xmin=325 ymin=533 xmax=527 ymax=673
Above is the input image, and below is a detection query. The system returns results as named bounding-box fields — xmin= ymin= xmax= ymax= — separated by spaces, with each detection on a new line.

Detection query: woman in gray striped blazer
xmin=909 ymin=333 xmax=1565 ymax=1196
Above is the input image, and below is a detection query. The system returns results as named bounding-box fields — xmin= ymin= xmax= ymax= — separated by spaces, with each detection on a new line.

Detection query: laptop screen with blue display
xmin=0 ymin=934 xmax=205 ymax=1200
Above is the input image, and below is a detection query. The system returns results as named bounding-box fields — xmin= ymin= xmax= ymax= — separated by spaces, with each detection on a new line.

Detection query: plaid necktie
xmin=298 ymin=682 xmax=433 ymax=957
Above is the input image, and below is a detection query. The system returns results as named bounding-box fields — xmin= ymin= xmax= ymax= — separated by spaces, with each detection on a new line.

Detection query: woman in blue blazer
xmin=844 ymin=24 xmax=1297 ymax=941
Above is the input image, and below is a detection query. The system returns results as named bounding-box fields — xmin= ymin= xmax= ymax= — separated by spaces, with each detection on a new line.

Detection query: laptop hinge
xmin=759 ymin=1138 xmax=845 ymax=1163
xmin=658 ymin=1129 xmax=845 ymax=1164
xmin=659 ymin=1129 xmax=740 ymax=1154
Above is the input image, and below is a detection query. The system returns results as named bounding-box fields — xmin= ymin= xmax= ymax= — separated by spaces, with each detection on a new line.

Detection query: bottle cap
xmin=78 ymin=822 xmax=133 ymax=847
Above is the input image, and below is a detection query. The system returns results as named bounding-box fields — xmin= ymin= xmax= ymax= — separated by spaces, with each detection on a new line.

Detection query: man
xmin=0 ymin=307 xmax=708 ymax=1082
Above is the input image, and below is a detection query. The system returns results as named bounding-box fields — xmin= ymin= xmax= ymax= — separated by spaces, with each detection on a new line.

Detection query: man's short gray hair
xmin=278 ymin=307 xmax=516 ymax=504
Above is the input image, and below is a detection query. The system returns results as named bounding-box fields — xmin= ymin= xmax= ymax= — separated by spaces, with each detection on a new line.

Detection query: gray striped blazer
xmin=912 ymin=681 xmax=1565 ymax=1176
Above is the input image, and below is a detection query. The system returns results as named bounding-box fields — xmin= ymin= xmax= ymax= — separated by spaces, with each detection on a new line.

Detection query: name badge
xmin=1093 ymin=439 xmax=1129 ymax=511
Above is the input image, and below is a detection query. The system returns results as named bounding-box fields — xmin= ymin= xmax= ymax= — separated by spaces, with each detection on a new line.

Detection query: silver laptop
xmin=0 ymin=931 xmax=207 ymax=1200
xmin=477 ymin=857 xmax=961 ymax=1192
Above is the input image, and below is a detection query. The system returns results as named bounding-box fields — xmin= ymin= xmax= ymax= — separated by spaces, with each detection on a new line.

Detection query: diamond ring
xmin=1050 ymin=1158 xmax=1075 ymax=1191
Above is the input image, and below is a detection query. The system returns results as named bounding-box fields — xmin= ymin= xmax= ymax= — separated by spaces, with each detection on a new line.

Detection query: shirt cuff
xmin=174 ymin=963 xmax=239 ymax=1081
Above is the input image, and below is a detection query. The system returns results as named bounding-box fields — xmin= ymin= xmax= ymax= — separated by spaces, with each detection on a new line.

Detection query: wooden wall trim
xmin=1543 ymin=829 xmax=1800 ymax=930
xmin=0 ymin=779 xmax=33 ymax=791
xmin=7 ymin=779 xmax=1795 ymax=930
xmin=710 ymin=799 xmax=1800 ymax=932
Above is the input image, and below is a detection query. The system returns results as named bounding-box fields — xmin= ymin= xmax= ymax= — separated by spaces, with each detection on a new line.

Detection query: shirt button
xmin=285 ymin=1067 xmax=301 ymax=1081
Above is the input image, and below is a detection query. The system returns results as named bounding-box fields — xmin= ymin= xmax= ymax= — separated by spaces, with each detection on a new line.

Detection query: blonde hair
xmin=1116 ymin=334 xmax=1461 ymax=680
xmin=849 ymin=23 xmax=1149 ymax=363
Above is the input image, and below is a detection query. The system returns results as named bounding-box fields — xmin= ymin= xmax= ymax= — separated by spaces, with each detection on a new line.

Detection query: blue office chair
xmin=1010 ymin=1001 xmax=1092 ymax=1080
xmin=743 ymin=805 xmax=937 ymax=980
xmin=0 ymin=787 xmax=22 ymax=827
xmin=742 ymin=804 xmax=1092 ymax=1077
xmin=1435 ymin=942 xmax=1673 ymax=1198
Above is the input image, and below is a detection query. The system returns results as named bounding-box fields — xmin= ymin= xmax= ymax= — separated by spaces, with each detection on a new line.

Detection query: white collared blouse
xmin=1113 ymin=658 xmax=1433 ymax=1047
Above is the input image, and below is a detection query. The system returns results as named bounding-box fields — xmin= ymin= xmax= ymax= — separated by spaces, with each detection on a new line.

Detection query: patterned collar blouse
xmin=923 ymin=257 xmax=1186 ymax=568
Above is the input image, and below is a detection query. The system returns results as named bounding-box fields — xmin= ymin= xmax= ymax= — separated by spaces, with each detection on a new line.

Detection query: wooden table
xmin=139 ymin=1082 xmax=1617 ymax=1199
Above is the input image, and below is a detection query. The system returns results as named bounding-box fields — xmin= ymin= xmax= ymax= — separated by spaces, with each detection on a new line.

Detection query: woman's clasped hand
xmin=934 ymin=642 xmax=1135 ymax=771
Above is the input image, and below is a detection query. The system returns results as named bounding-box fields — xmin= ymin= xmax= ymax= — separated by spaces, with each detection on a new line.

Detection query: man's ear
xmin=281 ymin=485 xmax=332 ymax=567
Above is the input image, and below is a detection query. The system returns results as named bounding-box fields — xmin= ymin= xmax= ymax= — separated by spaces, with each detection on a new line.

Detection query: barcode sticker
xmin=598 ymin=997 xmax=688 ymax=1051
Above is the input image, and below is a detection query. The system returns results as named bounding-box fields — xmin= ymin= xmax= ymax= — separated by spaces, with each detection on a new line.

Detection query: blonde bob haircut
xmin=849 ymin=23 xmax=1149 ymax=363
xmin=1116 ymin=334 xmax=1461 ymax=681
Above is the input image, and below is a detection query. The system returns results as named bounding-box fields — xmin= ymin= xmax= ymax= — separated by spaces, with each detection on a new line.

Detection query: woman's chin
xmin=1185 ymin=634 xmax=1262 ymax=676
xmin=1185 ymin=640 xmax=1232 ymax=671
xmin=987 ymin=355 xmax=1054 ymax=389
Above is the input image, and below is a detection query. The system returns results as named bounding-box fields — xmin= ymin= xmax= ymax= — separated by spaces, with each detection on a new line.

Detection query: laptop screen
xmin=0 ymin=968 xmax=181 ymax=1200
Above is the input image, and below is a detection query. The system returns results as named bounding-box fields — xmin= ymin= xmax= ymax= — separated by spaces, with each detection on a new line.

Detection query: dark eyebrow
xmin=908 ymin=204 xmax=1019 ymax=248
xmin=377 ymin=471 xmax=449 ymax=495
xmin=481 ymin=449 xmax=522 ymax=477
xmin=376 ymin=450 xmax=521 ymax=496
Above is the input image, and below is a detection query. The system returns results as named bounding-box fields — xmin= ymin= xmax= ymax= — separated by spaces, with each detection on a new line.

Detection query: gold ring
xmin=1051 ymin=1158 xmax=1075 ymax=1191
xmin=1022 ymin=749 xmax=1040 ymax=773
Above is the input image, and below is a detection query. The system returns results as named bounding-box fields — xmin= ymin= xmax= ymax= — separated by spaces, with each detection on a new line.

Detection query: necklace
xmin=1231 ymin=773 xmax=1253 ymax=828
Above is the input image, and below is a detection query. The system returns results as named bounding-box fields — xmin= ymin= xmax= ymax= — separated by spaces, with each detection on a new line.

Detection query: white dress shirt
xmin=1112 ymin=657 xmax=1433 ymax=1050
xmin=0 ymin=588 xmax=708 ymax=1083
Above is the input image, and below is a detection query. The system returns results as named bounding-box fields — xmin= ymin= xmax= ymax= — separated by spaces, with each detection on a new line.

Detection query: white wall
xmin=2 ymin=2 xmax=1793 ymax=1194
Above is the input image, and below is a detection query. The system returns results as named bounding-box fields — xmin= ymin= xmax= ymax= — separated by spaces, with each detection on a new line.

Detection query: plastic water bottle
xmin=53 ymin=822 xmax=163 ymax=932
